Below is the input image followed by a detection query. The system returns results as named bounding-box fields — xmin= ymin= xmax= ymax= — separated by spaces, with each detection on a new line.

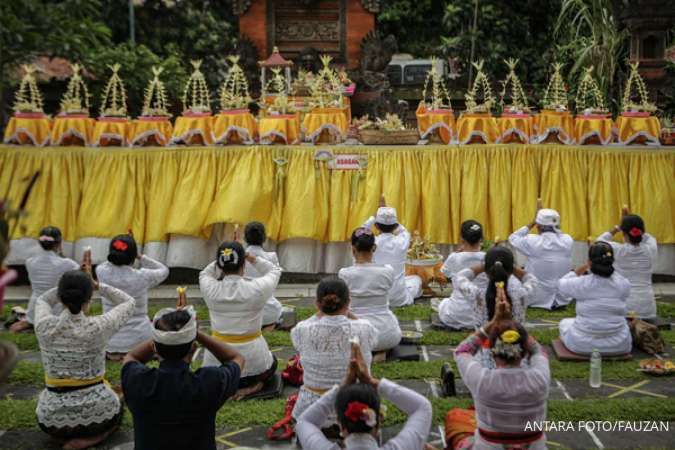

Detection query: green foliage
xmin=377 ymin=0 xmax=446 ymax=56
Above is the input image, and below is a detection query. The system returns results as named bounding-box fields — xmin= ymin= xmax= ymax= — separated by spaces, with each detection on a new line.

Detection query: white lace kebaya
xmin=34 ymin=284 xmax=136 ymax=429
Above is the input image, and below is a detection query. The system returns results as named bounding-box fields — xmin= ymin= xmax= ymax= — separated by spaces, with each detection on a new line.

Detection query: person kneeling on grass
xmin=122 ymin=292 xmax=244 ymax=450
xmin=35 ymin=251 xmax=135 ymax=450
xmin=199 ymin=241 xmax=282 ymax=399
xmin=297 ymin=341 xmax=432 ymax=450
xmin=445 ymin=291 xmax=550 ymax=450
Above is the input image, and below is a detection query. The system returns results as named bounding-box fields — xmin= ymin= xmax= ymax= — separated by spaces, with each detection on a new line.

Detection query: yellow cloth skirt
xmin=574 ymin=116 xmax=614 ymax=145
xmin=50 ymin=116 xmax=95 ymax=146
xmin=496 ymin=114 xmax=534 ymax=144
xmin=614 ymin=115 xmax=661 ymax=145
xmin=92 ymin=118 xmax=131 ymax=147
xmin=213 ymin=110 xmax=258 ymax=144
xmin=171 ymin=115 xmax=215 ymax=145
xmin=129 ymin=117 xmax=174 ymax=146
xmin=416 ymin=104 xmax=456 ymax=144
xmin=532 ymin=110 xmax=575 ymax=144
xmin=3 ymin=115 xmax=52 ymax=146
xmin=456 ymin=114 xmax=499 ymax=144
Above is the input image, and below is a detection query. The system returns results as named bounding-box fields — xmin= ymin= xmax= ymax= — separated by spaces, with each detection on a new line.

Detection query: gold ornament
xmin=309 ymin=55 xmax=343 ymax=109
xmin=622 ymin=62 xmax=656 ymax=113
xmin=264 ymin=68 xmax=295 ymax=114
xmin=465 ymin=60 xmax=496 ymax=114
xmin=142 ymin=66 xmax=171 ymax=117
xmin=542 ymin=62 xmax=568 ymax=111
xmin=500 ymin=58 xmax=529 ymax=113
xmin=421 ymin=57 xmax=451 ymax=110
xmin=575 ymin=67 xmax=607 ymax=114
xmin=13 ymin=64 xmax=44 ymax=113
xmin=219 ymin=55 xmax=252 ymax=111
xmin=59 ymin=63 xmax=90 ymax=115
xmin=182 ymin=60 xmax=211 ymax=113
xmin=99 ymin=64 xmax=127 ymax=117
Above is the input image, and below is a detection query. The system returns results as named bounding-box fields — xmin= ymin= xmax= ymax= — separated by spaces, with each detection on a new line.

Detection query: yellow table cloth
xmin=532 ymin=110 xmax=575 ymax=144
xmin=3 ymin=114 xmax=52 ymax=146
xmin=92 ymin=118 xmax=131 ymax=147
xmin=574 ymin=115 xmax=614 ymax=145
xmin=456 ymin=113 xmax=499 ymax=144
xmin=170 ymin=115 xmax=214 ymax=146
xmin=50 ymin=115 xmax=95 ymax=146
xmin=213 ymin=110 xmax=258 ymax=144
xmin=259 ymin=114 xmax=301 ymax=144
xmin=416 ymin=104 xmax=455 ymax=144
xmin=129 ymin=117 xmax=173 ymax=146
xmin=302 ymin=107 xmax=349 ymax=143
xmin=614 ymin=114 xmax=661 ymax=145
xmin=496 ymin=114 xmax=534 ymax=143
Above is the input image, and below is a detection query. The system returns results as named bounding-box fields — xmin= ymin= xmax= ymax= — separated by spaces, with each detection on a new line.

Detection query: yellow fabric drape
xmin=614 ymin=115 xmax=661 ymax=145
xmin=92 ymin=119 xmax=131 ymax=147
xmin=129 ymin=118 xmax=173 ymax=146
xmin=259 ymin=115 xmax=301 ymax=144
xmin=456 ymin=114 xmax=499 ymax=144
xmin=3 ymin=117 xmax=52 ymax=146
xmin=574 ymin=116 xmax=614 ymax=145
xmin=532 ymin=111 xmax=575 ymax=144
xmin=45 ymin=375 xmax=105 ymax=388
xmin=213 ymin=111 xmax=258 ymax=144
xmin=496 ymin=115 xmax=534 ymax=144
xmin=416 ymin=104 xmax=456 ymax=144
xmin=302 ymin=108 xmax=349 ymax=143
xmin=50 ymin=116 xmax=95 ymax=146
xmin=171 ymin=116 xmax=215 ymax=145
xmin=212 ymin=330 xmax=262 ymax=344
xmin=0 ymin=145 xmax=673 ymax=246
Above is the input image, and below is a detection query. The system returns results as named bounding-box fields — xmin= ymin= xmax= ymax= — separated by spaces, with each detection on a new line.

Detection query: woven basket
xmin=358 ymin=129 xmax=419 ymax=145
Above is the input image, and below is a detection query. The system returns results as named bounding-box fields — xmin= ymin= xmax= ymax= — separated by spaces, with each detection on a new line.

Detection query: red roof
xmin=259 ymin=47 xmax=293 ymax=67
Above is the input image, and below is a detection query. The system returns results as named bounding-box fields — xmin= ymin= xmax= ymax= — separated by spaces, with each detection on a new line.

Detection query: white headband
xmin=152 ymin=306 xmax=197 ymax=345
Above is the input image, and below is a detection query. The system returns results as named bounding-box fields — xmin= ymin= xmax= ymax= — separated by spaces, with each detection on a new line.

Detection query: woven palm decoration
xmin=99 ymin=64 xmax=128 ymax=117
xmin=500 ymin=58 xmax=529 ymax=112
xmin=264 ymin=68 xmax=295 ymax=114
xmin=465 ymin=60 xmax=496 ymax=113
xmin=142 ymin=66 xmax=171 ymax=117
xmin=13 ymin=65 xmax=44 ymax=113
xmin=59 ymin=63 xmax=90 ymax=115
xmin=575 ymin=67 xmax=606 ymax=113
xmin=622 ymin=62 xmax=656 ymax=113
xmin=309 ymin=55 xmax=343 ymax=109
xmin=219 ymin=55 xmax=252 ymax=111
xmin=182 ymin=60 xmax=211 ymax=113
xmin=421 ymin=57 xmax=451 ymax=110
xmin=542 ymin=63 xmax=568 ymax=111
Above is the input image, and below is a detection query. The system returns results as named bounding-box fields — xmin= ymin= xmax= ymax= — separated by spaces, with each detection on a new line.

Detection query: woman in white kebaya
xmin=438 ymin=220 xmax=487 ymax=330
xmin=360 ymin=197 xmax=422 ymax=307
xmin=200 ymin=241 xmax=282 ymax=398
xmin=558 ymin=241 xmax=632 ymax=355
xmin=508 ymin=208 xmax=573 ymax=310
xmin=242 ymin=221 xmax=283 ymax=327
xmin=96 ymin=234 xmax=169 ymax=359
xmin=291 ymin=277 xmax=377 ymax=421
xmin=597 ymin=213 xmax=658 ymax=320
xmin=10 ymin=226 xmax=79 ymax=333
xmin=338 ymin=227 xmax=401 ymax=352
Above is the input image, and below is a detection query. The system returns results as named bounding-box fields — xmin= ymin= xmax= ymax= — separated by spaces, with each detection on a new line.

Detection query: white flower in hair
xmin=363 ymin=408 xmax=377 ymax=428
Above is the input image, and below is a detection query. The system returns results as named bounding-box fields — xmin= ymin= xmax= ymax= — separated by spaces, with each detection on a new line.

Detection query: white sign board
xmin=327 ymin=154 xmax=367 ymax=170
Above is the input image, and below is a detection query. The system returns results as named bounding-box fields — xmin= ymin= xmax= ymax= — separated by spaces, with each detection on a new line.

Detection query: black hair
xmin=336 ymin=383 xmax=381 ymax=434
xmin=620 ymin=214 xmax=645 ymax=245
xmin=589 ymin=241 xmax=614 ymax=278
xmin=351 ymin=228 xmax=376 ymax=252
xmin=537 ymin=225 xmax=557 ymax=234
xmin=460 ymin=220 xmax=483 ymax=245
xmin=38 ymin=226 xmax=62 ymax=251
xmin=217 ymin=241 xmax=246 ymax=273
xmin=489 ymin=320 xmax=529 ymax=363
xmin=484 ymin=246 xmax=515 ymax=321
xmin=153 ymin=310 xmax=194 ymax=360
xmin=374 ymin=222 xmax=398 ymax=234
xmin=244 ymin=222 xmax=266 ymax=246
xmin=316 ymin=276 xmax=350 ymax=314
xmin=57 ymin=270 xmax=93 ymax=314
xmin=107 ymin=234 xmax=138 ymax=266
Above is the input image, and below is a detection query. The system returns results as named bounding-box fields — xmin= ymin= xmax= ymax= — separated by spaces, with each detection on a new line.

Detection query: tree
xmin=377 ymin=0 xmax=446 ymax=57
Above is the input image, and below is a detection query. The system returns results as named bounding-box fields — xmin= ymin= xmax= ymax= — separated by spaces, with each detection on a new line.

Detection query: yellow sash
xmin=45 ymin=374 xmax=105 ymax=388
xmin=303 ymin=385 xmax=329 ymax=395
xmin=212 ymin=330 xmax=262 ymax=344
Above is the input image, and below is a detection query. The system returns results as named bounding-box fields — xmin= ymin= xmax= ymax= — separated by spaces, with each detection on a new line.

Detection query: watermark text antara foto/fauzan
xmin=525 ymin=421 xmax=669 ymax=433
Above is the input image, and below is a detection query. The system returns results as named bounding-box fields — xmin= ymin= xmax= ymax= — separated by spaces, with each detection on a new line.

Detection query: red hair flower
xmin=628 ymin=227 xmax=642 ymax=238
xmin=112 ymin=239 xmax=128 ymax=251
xmin=344 ymin=401 xmax=369 ymax=423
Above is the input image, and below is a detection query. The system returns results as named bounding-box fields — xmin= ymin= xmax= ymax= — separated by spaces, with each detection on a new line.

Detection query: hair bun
xmin=322 ymin=293 xmax=339 ymax=307
xmin=494 ymin=261 xmax=503 ymax=267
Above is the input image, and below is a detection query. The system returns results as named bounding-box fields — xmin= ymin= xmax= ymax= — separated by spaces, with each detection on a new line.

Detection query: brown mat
xmin=551 ymin=338 xmax=632 ymax=361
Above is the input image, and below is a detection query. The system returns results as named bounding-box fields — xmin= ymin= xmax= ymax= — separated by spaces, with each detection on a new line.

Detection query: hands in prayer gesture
xmin=485 ymin=289 xmax=512 ymax=335
xmin=176 ymin=287 xmax=187 ymax=309
xmin=343 ymin=341 xmax=379 ymax=388
xmin=233 ymin=224 xmax=240 ymax=242
xmin=528 ymin=197 xmax=543 ymax=229
xmin=80 ymin=247 xmax=98 ymax=290
xmin=610 ymin=204 xmax=630 ymax=235
xmin=379 ymin=195 xmax=386 ymax=208
xmin=574 ymin=262 xmax=591 ymax=276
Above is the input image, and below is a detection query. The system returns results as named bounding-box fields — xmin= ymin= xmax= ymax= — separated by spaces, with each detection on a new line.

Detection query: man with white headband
xmin=122 ymin=299 xmax=244 ymax=450
xmin=508 ymin=204 xmax=573 ymax=310
xmin=361 ymin=197 xmax=423 ymax=307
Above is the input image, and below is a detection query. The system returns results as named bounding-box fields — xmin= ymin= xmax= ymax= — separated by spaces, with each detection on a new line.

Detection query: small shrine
xmin=233 ymin=0 xmax=380 ymax=69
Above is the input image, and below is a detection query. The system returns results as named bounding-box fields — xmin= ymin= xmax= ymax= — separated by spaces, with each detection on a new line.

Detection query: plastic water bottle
xmin=590 ymin=349 xmax=602 ymax=388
